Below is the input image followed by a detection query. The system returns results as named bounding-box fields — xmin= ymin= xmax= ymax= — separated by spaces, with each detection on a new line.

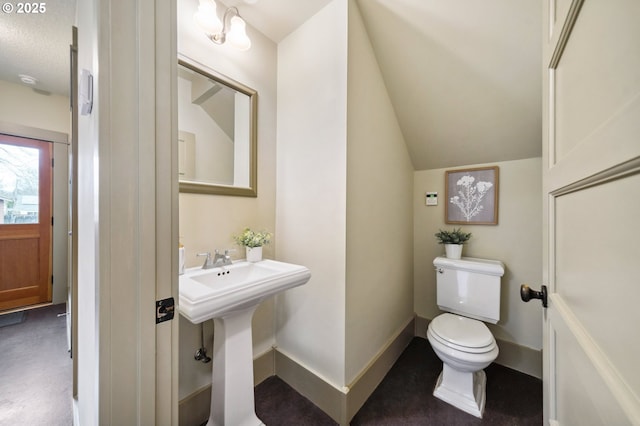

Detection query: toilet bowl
xmin=428 ymin=313 xmax=498 ymax=371
xmin=427 ymin=257 xmax=505 ymax=418
xmin=427 ymin=313 xmax=498 ymax=418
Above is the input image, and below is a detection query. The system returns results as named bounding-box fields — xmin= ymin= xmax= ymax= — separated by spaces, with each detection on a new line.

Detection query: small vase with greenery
xmin=434 ymin=228 xmax=472 ymax=259
xmin=233 ymin=228 xmax=272 ymax=262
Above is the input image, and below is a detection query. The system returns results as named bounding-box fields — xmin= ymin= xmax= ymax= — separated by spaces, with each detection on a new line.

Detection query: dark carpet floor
xmin=255 ymin=337 xmax=542 ymax=425
xmin=2 ymin=305 xmax=541 ymax=425
xmin=0 ymin=304 xmax=72 ymax=426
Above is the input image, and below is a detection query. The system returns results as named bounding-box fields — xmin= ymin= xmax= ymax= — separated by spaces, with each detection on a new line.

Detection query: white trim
xmin=548 ymin=0 xmax=555 ymax=40
xmin=547 ymin=314 xmax=557 ymax=421
xmin=275 ymin=318 xmax=414 ymax=425
xmin=548 ymin=0 xmax=585 ymax=69
xmin=0 ymin=121 xmax=68 ymax=144
xmin=548 ymin=68 xmax=556 ymax=168
xmin=548 ymin=92 xmax=640 ymax=192
xmin=552 ymin=295 xmax=640 ymax=423
xmin=347 ymin=318 xmax=415 ymax=420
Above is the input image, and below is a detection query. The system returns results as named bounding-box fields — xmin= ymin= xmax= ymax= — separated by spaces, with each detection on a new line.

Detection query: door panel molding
xmin=548 ymin=0 xmax=640 ymax=176
xmin=553 ymin=173 xmax=640 ymax=393
xmin=549 ymin=95 xmax=640 ymax=190
xmin=548 ymin=0 xmax=584 ymax=69
xmin=551 ymin=156 xmax=640 ymax=197
xmin=543 ymin=0 xmax=640 ymax=424
xmin=551 ymin=296 xmax=640 ymax=423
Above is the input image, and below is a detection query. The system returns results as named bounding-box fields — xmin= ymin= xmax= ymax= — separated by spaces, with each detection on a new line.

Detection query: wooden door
xmin=542 ymin=0 xmax=640 ymax=424
xmin=0 ymin=134 xmax=52 ymax=311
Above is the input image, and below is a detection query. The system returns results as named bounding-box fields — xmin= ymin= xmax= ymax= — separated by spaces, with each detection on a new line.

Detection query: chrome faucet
xmin=212 ymin=249 xmax=233 ymax=267
xmin=197 ymin=252 xmax=214 ymax=269
xmin=197 ymin=250 xmax=233 ymax=269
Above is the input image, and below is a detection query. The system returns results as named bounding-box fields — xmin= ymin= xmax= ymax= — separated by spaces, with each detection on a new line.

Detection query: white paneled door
xmin=541 ymin=0 xmax=640 ymax=424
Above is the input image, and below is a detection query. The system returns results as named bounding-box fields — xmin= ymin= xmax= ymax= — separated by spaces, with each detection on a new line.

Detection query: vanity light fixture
xmin=194 ymin=0 xmax=251 ymax=51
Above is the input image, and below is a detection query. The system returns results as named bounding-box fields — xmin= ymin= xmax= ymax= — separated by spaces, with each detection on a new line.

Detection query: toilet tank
xmin=433 ymin=256 xmax=505 ymax=324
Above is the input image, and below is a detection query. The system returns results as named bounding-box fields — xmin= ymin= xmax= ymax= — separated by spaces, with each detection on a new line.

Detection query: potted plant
xmin=434 ymin=228 xmax=472 ymax=259
xmin=233 ymin=228 xmax=272 ymax=262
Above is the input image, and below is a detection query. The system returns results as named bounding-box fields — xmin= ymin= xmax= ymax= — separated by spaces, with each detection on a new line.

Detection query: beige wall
xmin=0 ymin=80 xmax=70 ymax=134
xmin=276 ymin=0 xmax=349 ymax=388
xmin=275 ymin=0 xmax=415 ymax=391
xmin=176 ymin=0 xmax=278 ymax=400
xmin=345 ymin=0 xmax=414 ymax=385
xmin=414 ymin=157 xmax=543 ymax=350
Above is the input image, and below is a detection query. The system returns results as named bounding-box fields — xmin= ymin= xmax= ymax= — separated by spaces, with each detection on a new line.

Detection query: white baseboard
xmin=275 ymin=318 xmax=415 ymax=425
xmin=274 ymin=349 xmax=348 ymax=424
xmin=346 ymin=318 xmax=415 ymax=421
xmin=494 ymin=338 xmax=542 ymax=379
xmin=179 ymin=386 xmax=210 ymax=426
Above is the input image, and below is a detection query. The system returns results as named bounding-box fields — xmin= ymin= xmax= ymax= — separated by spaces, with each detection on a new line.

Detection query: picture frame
xmin=445 ymin=166 xmax=499 ymax=225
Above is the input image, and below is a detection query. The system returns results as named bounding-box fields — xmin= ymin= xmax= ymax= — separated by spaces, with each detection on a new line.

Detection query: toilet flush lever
xmin=520 ymin=284 xmax=548 ymax=308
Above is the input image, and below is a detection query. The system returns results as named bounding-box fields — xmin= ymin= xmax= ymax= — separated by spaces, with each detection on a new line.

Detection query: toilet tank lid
xmin=433 ymin=256 xmax=505 ymax=276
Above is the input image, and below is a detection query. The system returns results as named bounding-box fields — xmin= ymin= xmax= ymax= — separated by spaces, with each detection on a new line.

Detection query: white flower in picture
xmin=450 ymin=175 xmax=494 ymax=221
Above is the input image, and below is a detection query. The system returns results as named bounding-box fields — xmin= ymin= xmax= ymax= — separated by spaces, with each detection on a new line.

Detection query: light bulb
xmin=194 ymin=0 xmax=223 ymax=36
xmin=226 ymin=16 xmax=251 ymax=51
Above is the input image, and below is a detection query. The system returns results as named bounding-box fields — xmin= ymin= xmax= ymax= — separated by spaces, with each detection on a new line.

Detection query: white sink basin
xmin=179 ymin=259 xmax=311 ymax=425
xmin=179 ymin=259 xmax=311 ymax=323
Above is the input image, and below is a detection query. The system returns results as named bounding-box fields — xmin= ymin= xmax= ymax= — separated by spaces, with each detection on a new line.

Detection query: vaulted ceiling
xmin=355 ymin=0 xmax=542 ymax=170
xmin=0 ymin=0 xmax=541 ymax=170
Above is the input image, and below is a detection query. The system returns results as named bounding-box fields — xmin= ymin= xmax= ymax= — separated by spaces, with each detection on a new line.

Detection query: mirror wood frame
xmin=178 ymin=57 xmax=258 ymax=197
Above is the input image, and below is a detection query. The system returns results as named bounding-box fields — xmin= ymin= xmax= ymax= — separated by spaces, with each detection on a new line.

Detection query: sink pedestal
xmin=179 ymin=260 xmax=311 ymax=425
xmin=207 ymin=305 xmax=264 ymax=426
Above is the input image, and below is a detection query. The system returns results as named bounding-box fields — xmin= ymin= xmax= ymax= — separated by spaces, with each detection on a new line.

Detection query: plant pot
xmin=246 ymin=246 xmax=263 ymax=262
xmin=444 ymin=244 xmax=463 ymax=259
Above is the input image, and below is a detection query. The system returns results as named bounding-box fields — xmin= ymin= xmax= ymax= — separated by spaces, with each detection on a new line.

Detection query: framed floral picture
xmin=445 ymin=166 xmax=499 ymax=225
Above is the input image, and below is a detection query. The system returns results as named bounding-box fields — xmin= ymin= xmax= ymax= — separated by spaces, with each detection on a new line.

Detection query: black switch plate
xmin=156 ymin=297 xmax=175 ymax=324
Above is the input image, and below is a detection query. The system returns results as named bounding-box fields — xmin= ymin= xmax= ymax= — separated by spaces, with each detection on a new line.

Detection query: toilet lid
xmin=429 ymin=313 xmax=495 ymax=353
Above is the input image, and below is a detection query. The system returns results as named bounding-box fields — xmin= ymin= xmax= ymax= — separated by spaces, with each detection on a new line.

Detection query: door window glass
xmin=0 ymin=143 xmax=40 ymax=224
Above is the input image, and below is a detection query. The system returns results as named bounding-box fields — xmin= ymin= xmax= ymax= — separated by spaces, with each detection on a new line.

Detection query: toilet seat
xmin=429 ymin=313 xmax=496 ymax=354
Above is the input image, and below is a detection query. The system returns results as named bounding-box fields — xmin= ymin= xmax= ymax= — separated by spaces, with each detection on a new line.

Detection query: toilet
xmin=427 ymin=256 xmax=505 ymax=418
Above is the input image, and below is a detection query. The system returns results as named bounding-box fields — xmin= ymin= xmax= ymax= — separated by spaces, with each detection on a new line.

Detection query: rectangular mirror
xmin=177 ymin=56 xmax=257 ymax=196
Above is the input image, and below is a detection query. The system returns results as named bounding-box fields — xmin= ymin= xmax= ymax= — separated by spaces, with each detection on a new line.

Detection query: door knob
xmin=520 ymin=284 xmax=548 ymax=308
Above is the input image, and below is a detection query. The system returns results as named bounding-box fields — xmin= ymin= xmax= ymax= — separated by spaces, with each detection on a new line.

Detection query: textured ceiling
xmin=0 ymin=0 xmax=76 ymax=95
xmin=0 ymin=0 xmax=542 ymax=170
xmin=0 ymin=0 xmax=329 ymax=95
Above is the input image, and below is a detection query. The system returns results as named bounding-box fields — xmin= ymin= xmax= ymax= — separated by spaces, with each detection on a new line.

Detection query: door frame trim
xmin=0 ymin=122 xmax=68 ymax=145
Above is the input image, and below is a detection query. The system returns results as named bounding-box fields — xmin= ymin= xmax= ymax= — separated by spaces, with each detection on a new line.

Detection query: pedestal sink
xmin=179 ymin=259 xmax=311 ymax=426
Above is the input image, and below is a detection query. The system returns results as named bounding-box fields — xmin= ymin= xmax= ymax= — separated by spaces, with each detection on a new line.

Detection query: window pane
xmin=0 ymin=143 xmax=39 ymax=224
